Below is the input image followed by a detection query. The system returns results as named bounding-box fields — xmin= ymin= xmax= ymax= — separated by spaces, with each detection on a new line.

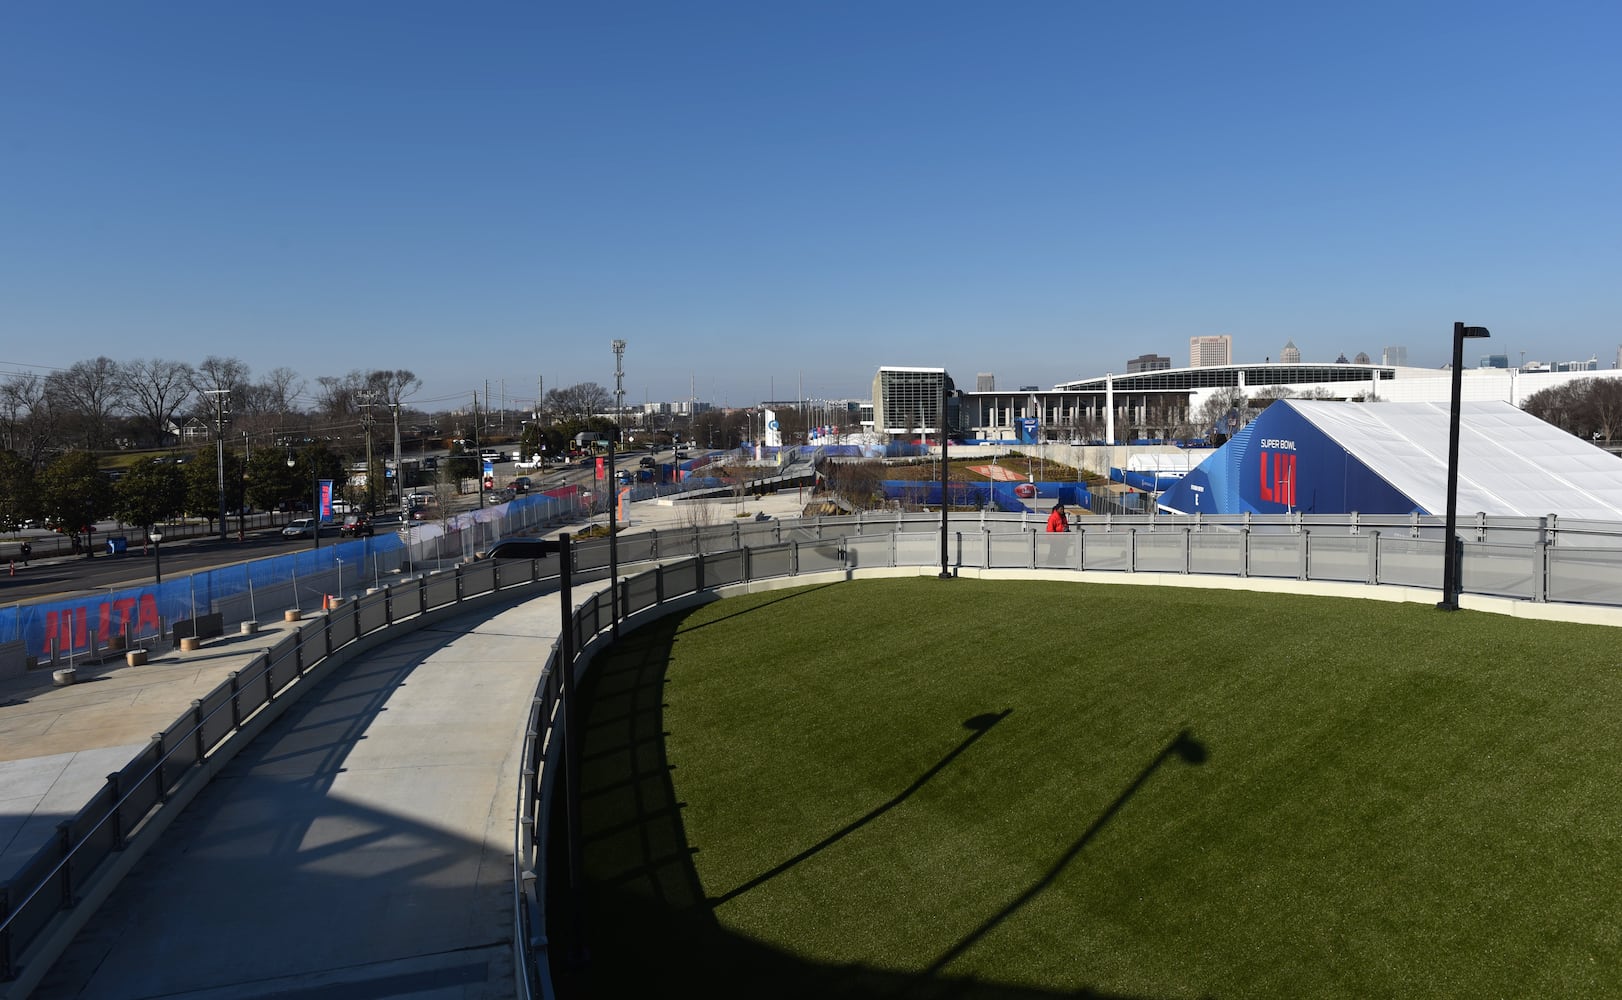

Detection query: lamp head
xmin=1455 ymin=323 xmax=1491 ymax=339
xmin=149 ymin=528 xmax=163 ymax=543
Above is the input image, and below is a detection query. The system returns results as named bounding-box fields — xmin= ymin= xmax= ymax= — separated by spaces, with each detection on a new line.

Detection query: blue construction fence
xmin=1 ymin=490 xmax=584 ymax=663
xmin=880 ymin=481 xmax=1091 ymax=512
xmin=0 ymin=534 xmax=406 ymax=661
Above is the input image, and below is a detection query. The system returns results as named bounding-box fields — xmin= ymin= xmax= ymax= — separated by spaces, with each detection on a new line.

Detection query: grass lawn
xmin=554 ymin=578 xmax=1622 ymax=999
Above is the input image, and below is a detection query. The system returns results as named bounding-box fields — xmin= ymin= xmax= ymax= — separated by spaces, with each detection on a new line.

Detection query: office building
xmin=1190 ymin=335 xmax=1232 ymax=367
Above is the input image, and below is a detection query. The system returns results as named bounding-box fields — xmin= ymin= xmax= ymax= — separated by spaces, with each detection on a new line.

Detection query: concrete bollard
xmin=284 ymin=609 xmax=302 ymax=622
xmin=126 ymin=649 xmax=148 ymax=667
xmin=180 ymin=636 xmax=201 ymax=652
xmin=52 ymin=667 xmax=76 ymax=686
xmin=240 ymin=620 xmax=259 ymax=635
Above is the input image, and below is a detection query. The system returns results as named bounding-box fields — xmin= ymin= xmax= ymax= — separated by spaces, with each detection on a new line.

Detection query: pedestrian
xmin=1046 ymin=501 xmax=1070 ymax=533
xmin=19 ymin=540 xmax=30 ymax=565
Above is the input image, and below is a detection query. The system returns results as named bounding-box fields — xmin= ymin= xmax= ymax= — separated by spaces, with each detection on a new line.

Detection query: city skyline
xmin=3 ymin=2 xmax=1618 ymax=406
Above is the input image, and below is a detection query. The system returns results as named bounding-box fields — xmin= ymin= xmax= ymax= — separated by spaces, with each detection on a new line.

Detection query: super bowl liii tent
xmin=1155 ymin=399 xmax=1622 ymax=519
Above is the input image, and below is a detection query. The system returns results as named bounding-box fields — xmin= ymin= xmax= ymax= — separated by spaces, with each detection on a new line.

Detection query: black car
xmin=476 ymin=537 xmax=559 ymax=560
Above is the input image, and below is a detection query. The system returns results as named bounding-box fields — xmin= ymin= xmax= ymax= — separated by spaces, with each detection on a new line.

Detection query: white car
xmin=282 ymin=518 xmax=319 ymax=538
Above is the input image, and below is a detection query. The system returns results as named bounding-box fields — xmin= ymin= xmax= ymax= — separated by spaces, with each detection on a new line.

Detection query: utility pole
xmin=391 ymin=401 xmax=402 ymax=509
xmin=612 ymin=340 xmax=627 ymax=445
xmin=358 ymin=389 xmax=377 ymax=517
xmin=474 ymin=392 xmax=484 ymax=511
xmin=204 ymin=389 xmax=231 ymax=542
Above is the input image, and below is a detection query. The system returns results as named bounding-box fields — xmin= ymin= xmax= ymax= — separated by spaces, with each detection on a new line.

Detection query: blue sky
xmin=3 ymin=1 xmax=1618 ymax=413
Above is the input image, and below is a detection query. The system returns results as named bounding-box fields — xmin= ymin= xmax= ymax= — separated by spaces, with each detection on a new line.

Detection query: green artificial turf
xmin=555 ymin=578 xmax=1622 ymax=999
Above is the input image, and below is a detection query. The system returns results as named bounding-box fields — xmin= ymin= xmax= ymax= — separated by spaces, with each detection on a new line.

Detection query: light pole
xmin=1438 ymin=321 xmax=1490 ymax=611
xmin=149 ymin=527 xmax=163 ymax=584
xmin=289 ymin=451 xmax=320 ymax=550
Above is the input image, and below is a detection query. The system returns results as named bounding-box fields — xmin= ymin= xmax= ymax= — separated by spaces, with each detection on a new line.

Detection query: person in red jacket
xmin=1046 ymin=501 xmax=1070 ymax=532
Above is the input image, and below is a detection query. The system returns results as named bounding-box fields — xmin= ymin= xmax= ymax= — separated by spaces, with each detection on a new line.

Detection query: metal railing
xmin=0 ymin=554 xmax=560 ymax=992
xmin=512 ymin=509 xmax=1622 ymax=997
xmin=9 ymin=505 xmax=1622 ymax=994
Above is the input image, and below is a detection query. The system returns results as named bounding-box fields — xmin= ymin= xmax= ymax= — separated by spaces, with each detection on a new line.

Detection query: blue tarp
xmin=880 ymin=481 xmax=1090 ymax=513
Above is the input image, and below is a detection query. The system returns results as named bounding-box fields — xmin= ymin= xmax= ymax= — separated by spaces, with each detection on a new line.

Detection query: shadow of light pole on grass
xmin=709 ymin=710 xmax=1012 ymax=908
xmin=919 ymin=729 xmax=1209 ymax=980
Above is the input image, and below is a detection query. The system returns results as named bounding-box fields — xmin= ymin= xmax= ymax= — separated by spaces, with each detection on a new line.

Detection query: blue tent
xmin=1156 ymin=399 xmax=1622 ymax=518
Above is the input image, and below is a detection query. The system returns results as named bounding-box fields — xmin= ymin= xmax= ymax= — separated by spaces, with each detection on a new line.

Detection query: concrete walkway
xmin=1 ymin=490 xmax=808 ymax=998
xmin=31 ymin=593 xmax=560 ymax=999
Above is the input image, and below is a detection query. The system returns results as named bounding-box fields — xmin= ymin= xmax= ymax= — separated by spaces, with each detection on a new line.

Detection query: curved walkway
xmin=29 ymin=589 xmax=565 ymax=999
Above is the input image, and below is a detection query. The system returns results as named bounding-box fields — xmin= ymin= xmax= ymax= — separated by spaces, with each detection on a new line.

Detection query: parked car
xmin=475 ymin=536 xmax=559 ymax=560
xmin=480 ymin=449 xmax=507 ymax=463
xmin=282 ymin=518 xmax=319 ymax=538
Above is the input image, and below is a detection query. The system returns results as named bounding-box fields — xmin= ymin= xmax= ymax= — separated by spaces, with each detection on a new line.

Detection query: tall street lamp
xmin=1438 ymin=321 xmax=1490 ymax=611
xmin=289 ymin=451 xmax=320 ymax=550
xmin=149 ymin=527 xmax=163 ymax=584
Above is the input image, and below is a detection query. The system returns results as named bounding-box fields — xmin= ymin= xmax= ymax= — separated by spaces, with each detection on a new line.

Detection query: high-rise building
xmin=1382 ymin=345 xmax=1409 ymax=367
xmin=1479 ymin=354 xmax=1510 ymax=369
xmin=1127 ymin=353 xmax=1171 ymax=373
xmin=1354 ymin=351 xmax=1370 ymax=364
xmin=1280 ymin=340 xmax=1301 ymax=364
xmin=976 ymin=373 xmax=995 ymax=392
xmin=1190 ymin=335 xmax=1232 ymax=367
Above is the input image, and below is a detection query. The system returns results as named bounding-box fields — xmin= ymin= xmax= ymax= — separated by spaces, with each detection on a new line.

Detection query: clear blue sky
xmin=3 ymin=1 xmax=1618 ymax=413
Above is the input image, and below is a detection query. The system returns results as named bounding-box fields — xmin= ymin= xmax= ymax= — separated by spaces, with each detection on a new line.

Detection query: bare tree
xmin=1593 ymin=379 xmax=1622 ymax=442
xmin=366 ymin=368 xmax=422 ymax=406
xmin=546 ymin=382 xmax=612 ymax=421
xmin=191 ymin=355 xmax=250 ymax=396
xmin=122 ymin=358 xmax=195 ymax=447
xmin=188 ymin=355 xmax=251 ymax=438
xmin=315 ymin=373 xmax=360 ymax=421
xmin=45 ymin=356 xmax=127 ymax=450
xmin=1524 ymin=378 xmax=1622 ymax=442
xmin=0 ymin=372 xmax=57 ymax=465
xmin=1195 ymin=387 xmax=1250 ymax=440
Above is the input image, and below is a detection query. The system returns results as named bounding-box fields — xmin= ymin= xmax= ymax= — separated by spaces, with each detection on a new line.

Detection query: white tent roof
xmin=1289 ymin=400 xmax=1622 ymax=520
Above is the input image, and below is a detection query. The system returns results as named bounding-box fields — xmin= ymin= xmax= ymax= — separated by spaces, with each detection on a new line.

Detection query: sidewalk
xmin=0 ymin=621 xmax=304 ymax=882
